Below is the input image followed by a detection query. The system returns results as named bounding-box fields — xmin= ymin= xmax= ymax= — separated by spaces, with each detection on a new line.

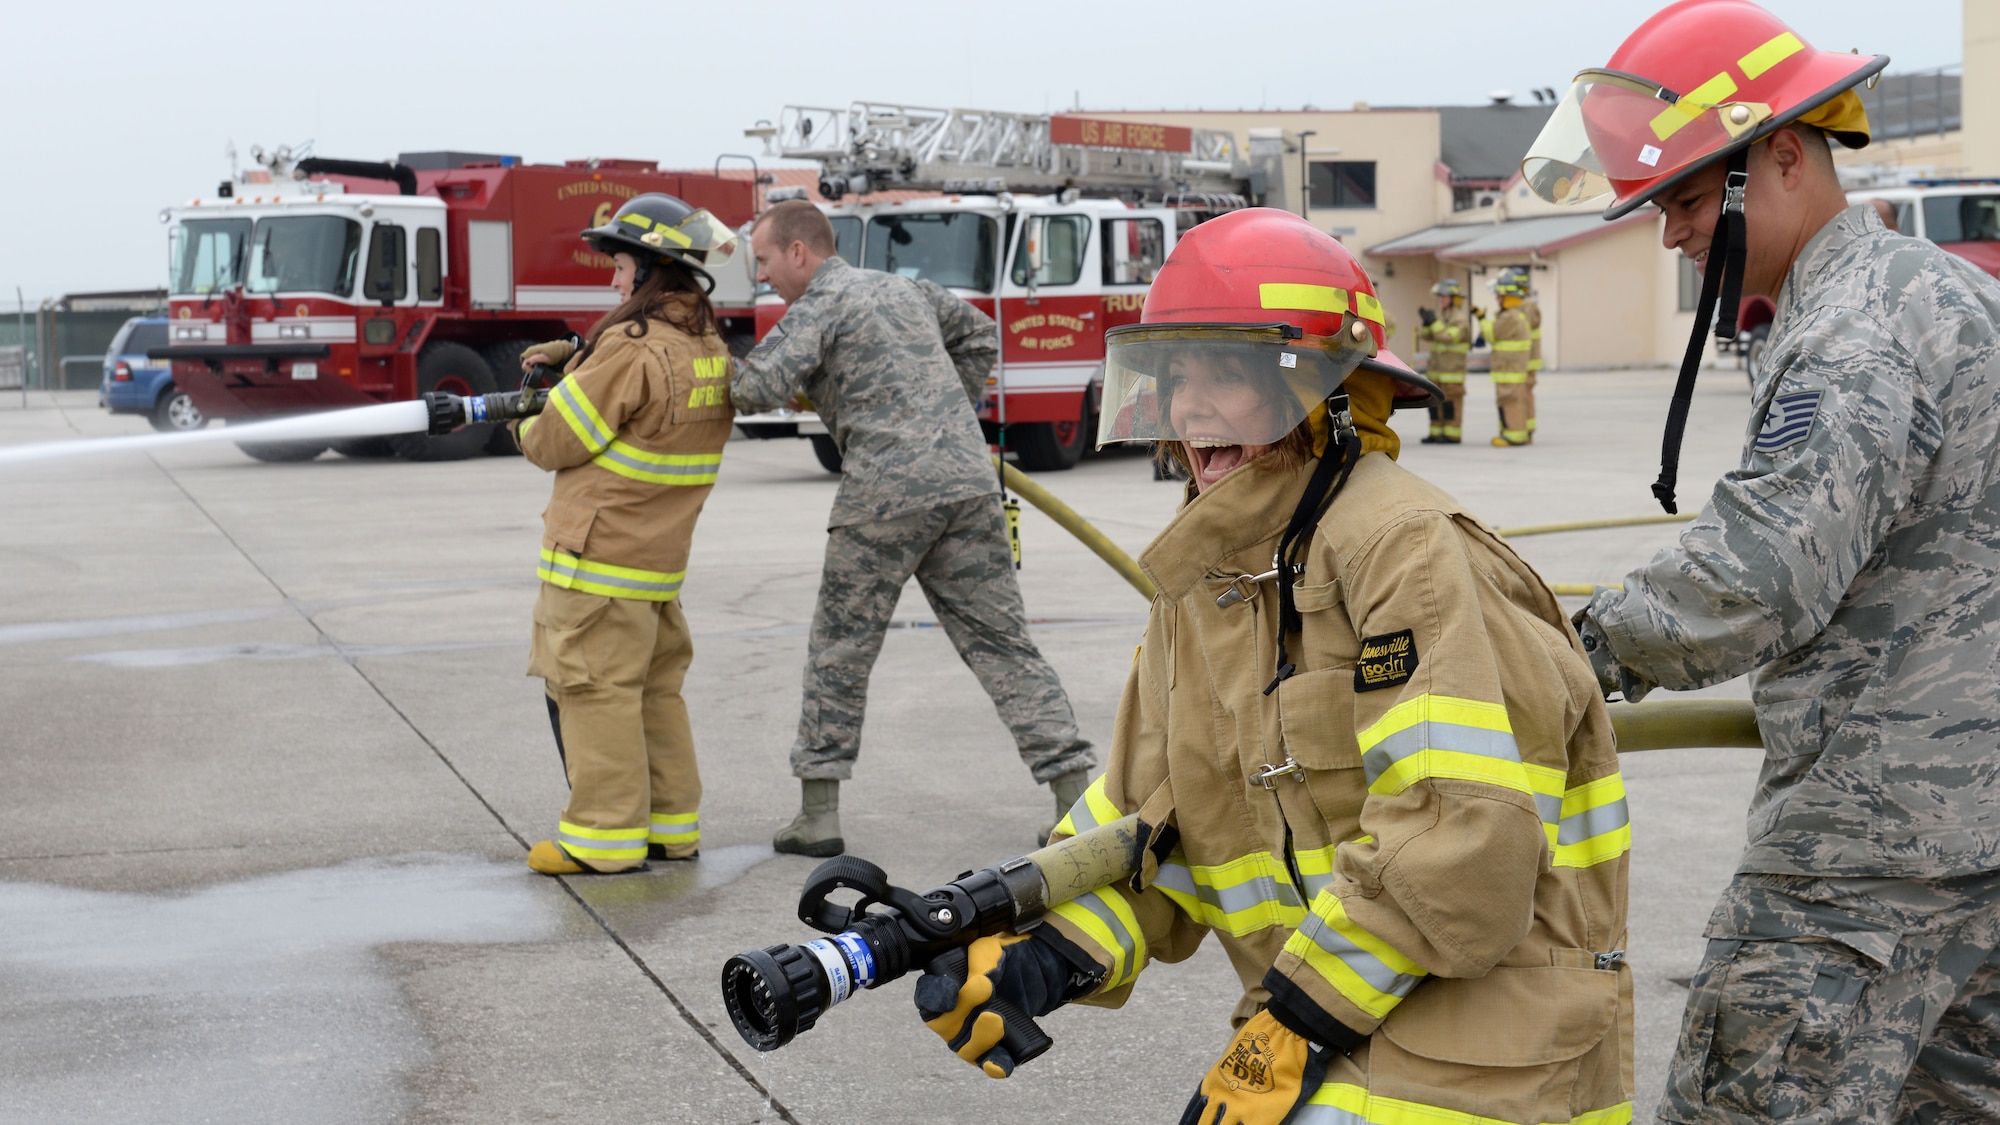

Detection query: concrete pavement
xmin=0 ymin=367 xmax=1763 ymax=1124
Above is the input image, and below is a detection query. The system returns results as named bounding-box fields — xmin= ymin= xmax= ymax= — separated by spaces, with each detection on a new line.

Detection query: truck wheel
xmin=1743 ymin=324 xmax=1770 ymax=387
xmin=235 ymin=439 xmax=328 ymax=462
xmin=480 ymin=340 xmax=539 ymax=456
xmin=330 ymin=437 xmax=398 ymax=459
xmin=390 ymin=342 xmax=498 ymax=462
xmin=1008 ymin=395 xmax=1092 ymax=472
xmin=809 ymin=434 xmax=844 ymax=474
xmin=149 ymin=386 xmax=206 ymax=433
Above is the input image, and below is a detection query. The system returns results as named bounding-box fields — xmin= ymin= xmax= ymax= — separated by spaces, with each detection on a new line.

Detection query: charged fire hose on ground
xmin=721 ymin=695 xmax=1762 ymax=1055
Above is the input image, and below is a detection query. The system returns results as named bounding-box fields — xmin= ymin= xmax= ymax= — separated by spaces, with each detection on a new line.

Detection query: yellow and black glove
xmin=520 ymin=337 xmax=579 ymax=374
xmin=1177 ymin=1010 xmax=1330 ymax=1125
xmin=912 ymin=930 xmax=1101 ymax=1078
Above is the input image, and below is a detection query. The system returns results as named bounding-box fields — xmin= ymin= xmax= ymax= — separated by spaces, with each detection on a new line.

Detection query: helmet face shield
xmin=1522 ymin=70 xmax=1771 ymax=208
xmin=661 ymin=209 xmax=740 ymax=267
xmin=1097 ymin=323 xmax=1368 ymax=449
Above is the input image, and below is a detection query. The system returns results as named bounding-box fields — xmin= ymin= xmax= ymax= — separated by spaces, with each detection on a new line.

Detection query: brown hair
xmin=753 ymin=199 xmax=838 ymax=257
xmin=575 ymin=257 xmax=718 ymax=365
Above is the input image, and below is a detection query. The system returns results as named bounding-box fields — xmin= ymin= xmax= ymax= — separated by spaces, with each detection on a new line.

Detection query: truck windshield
xmin=1924 ymin=194 xmax=2000 ymax=243
xmin=246 ymin=216 xmax=363 ymax=296
xmin=830 ymin=216 xmax=862 ymax=265
xmin=864 ymin=213 xmax=998 ymax=291
xmin=171 ymin=218 xmax=252 ymax=295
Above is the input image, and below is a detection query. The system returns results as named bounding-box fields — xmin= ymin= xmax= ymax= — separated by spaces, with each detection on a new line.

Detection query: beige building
xmin=1095 ymin=35 xmax=1980 ymax=372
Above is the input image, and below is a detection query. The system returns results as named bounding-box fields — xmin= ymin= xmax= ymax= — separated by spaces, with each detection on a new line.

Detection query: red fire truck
xmin=156 ymin=146 xmax=756 ymax=461
xmin=738 ymin=105 xmax=1251 ymax=471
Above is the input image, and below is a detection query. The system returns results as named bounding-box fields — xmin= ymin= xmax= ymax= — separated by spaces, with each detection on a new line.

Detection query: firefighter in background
xmin=1488 ymin=275 xmax=1534 ymax=446
xmin=911 ymin=209 xmax=1634 ymax=1125
xmin=1414 ymin=279 xmax=1469 ymax=442
xmin=1533 ymin=1 xmax=2000 ymax=1118
xmin=513 ymin=194 xmax=741 ymax=875
xmin=1502 ymin=265 xmax=1544 ymax=436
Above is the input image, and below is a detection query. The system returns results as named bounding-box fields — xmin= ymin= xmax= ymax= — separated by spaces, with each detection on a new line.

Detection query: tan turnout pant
xmin=528 ymin=584 xmax=701 ymax=872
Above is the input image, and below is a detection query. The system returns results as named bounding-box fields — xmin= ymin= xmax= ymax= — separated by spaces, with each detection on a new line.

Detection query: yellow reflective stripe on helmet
xmin=550 ymin=377 xmax=614 ymax=454
xmin=1284 ymin=891 xmax=1428 ymax=1021
xmin=592 ymin=441 xmax=723 ymax=486
xmin=557 ymin=819 xmax=648 ymax=860
xmin=1651 ymin=72 xmax=1742 ymax=141
xmin=1260 ymin=282 xmax=1347 ymax=314
xmin=1154 ymin=851 xmax=1307 ymax=937
xmin=1352 ymin=291 xmax=1385 ymax=325
xmin=1738 ymin=31 xmax=1805 ymax=80
xmin=1491 ymin=340 xmax=1532 ymax=352
xmin=538 ymin=548 xmax=686 ymax=601
xmin=1055 ymin=775 xmax=1120 ymax=836
xmin=619 ymin=213 xmax=655 ymax=231
xmin=1295 ymin=1082 xmax=1634 ymax=1125
xmin=1358 ymin=695 xmax=1532 ymax=800
xmin=649 ymin=811 xmax=700 ymax=845
xmin=1050 ymin=888 xmax=1146 ymax=988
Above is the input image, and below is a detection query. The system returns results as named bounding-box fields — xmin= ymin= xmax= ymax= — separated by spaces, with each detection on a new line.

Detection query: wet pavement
xmin=0 ymin=372 xmax=1762 ymax=1123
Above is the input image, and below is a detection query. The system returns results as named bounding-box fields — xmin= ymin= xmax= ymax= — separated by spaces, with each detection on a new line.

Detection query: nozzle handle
xmin=985 ymin=995 xmax=1054 ymax=1070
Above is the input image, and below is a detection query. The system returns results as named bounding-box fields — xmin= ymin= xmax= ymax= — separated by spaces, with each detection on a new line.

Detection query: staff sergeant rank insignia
xmin=1355 ymin=629 xmax=1419 ymax=692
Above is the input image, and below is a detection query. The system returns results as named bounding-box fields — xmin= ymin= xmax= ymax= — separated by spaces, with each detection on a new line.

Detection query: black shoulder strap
xmin=1653 ymin=147 xmax=1749 ymax=515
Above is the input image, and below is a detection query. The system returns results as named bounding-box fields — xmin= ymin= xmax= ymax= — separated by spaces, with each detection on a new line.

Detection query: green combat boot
xmin=1040 ymin=769 xmax=1093 ymax=847
xmin=774 ymin=779 xmax=845 ymax=858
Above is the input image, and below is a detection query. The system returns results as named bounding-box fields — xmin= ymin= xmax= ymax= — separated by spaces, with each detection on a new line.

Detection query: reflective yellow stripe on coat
xmin=549 ymin=376 xmax=615 ymax=454
xmin=1295 ymin=1082 xmax=1633 ymax=1125
xmin=538 ymin=548 xmax=686 ymax=601
xmin=593 ymin=441 xmax=722 ymax=486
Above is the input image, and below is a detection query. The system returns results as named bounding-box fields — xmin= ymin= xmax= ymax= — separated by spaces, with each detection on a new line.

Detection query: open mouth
xmin=1185 ymin=439 xmax=1251 ymax=489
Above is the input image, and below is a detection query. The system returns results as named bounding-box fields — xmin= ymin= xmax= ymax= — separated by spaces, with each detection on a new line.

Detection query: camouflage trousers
xmin=791 ymin=495 xmax=1096 ymax=784
xmin=1661 ymin=870 xmax=2000 ymax=1124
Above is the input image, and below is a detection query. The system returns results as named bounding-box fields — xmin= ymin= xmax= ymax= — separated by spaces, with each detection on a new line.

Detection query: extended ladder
xmin=750 ymin=103 xmax=1248 ymax=201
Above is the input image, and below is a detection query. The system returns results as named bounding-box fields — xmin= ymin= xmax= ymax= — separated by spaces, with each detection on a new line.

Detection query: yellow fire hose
xmin=997 ymin=459 xmax=1158 ymax=600
xmin=1494 ymin=513 xmax=1696 ymax=539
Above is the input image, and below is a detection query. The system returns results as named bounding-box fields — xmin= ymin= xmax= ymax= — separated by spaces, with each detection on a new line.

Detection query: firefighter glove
xmin=1417 ymin=306 xmax=1436 ymax=327
xmin=913 ymin=930 xmax=1098 ymax=1079
xmin=1178 ymin=1009 xmax=1331 ymax=1125
xmin=521 ymin=338 xmax=578 ymax=373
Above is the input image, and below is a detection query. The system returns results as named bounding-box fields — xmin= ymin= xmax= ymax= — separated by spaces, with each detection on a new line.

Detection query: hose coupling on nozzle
xmin=421 ymin=387 xmax=547 ymax=436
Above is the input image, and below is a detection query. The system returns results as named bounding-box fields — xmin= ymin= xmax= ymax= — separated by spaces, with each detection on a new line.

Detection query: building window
xmin=1309 ymin=162 xmax=1376 ymax=209
xmin=1678 ymin=254 xmax=1700 ymax=312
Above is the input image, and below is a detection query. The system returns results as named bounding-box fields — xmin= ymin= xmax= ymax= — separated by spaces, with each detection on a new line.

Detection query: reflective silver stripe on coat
xmin=1070 ymin=892 xmax=1139 ymax=962
xmin=539 ymin=555 xmax=684 ymax=596
xmin=1360 ymin=721 xmax=1522 ymax=787
xmin=1295 ymin=911 xmax=1424 ymax=1001
xmin=594 ymin=445 xmax=720 ymax=478
xmin=553 ymin=380 xmax=612 ymax=451
xmin=1559 ymin=798 xmax=1630 ymax=845
xmin=1153 ymin=863 xmax=1305 ymax=917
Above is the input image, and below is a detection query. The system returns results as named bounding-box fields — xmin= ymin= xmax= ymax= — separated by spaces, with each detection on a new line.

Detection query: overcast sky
xmin=1 ymin=0 xmax=1962 ymax=303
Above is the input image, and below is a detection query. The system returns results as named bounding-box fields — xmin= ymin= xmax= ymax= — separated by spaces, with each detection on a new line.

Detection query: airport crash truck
xmin=155 ymin=148 xmax=757 ymax=462
xmin=736 ymin=105 xmax=1286 ymax=472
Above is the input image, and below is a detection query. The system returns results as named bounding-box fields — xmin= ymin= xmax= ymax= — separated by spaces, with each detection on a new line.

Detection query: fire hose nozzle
xmin=421 ymin=387 xmax=547 ymax=436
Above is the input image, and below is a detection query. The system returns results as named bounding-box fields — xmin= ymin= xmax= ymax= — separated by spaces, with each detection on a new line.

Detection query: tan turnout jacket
xmin=1045 ymin=450 xmax=1634 ymax=1124
xmin=519 ymin=301 xmax=734 ymax=600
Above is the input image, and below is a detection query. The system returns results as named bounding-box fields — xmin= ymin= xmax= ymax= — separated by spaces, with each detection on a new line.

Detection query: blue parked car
xmin=99 ymin=316 xmax=204 ymax=431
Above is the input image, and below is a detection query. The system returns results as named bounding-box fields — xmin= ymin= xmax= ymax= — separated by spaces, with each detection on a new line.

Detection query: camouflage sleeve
xmin=920 ymin=278 xmax=998 ymax=405
xmin=1587 ymin=307 xmax=1932 ymax=694
xmin=729 ymin=304 xmax=826 ymax=413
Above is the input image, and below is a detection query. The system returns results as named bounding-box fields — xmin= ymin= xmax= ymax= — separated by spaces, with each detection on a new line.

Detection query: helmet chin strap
xmin=1653 ymin=147 xmax=1750 ymax=514
xmin=1264 ymin=391 xmax=1360 ymax=696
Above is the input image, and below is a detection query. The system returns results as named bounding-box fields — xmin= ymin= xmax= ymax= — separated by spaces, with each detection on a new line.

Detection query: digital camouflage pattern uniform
xmin=1576 ymin=204 xmax=2000 ymax=1122
xmin=731 ymin=256 xmax=1095 ymax=784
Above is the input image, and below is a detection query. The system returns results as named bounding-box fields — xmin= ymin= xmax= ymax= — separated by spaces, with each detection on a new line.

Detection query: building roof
xmin=1437 ymin=105 xmax=1554 ymax=184
xmin=1365 ymin=211 xmax=1653 ymax=260
xmin=1858 ymin=68 xmax=1961 ymax=141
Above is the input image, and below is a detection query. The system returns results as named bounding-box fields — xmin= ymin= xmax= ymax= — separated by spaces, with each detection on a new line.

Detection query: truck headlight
xmin=278 ymin=324 xmax=311 ymax=340
xmin=174 ymin=324 xmax=208 ymax=341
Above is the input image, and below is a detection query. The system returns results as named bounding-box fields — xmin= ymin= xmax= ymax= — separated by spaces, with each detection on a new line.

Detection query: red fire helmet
xmin=1522 ymin=0 xmax=1886 ymax=217
xmin=1098 ymin=209 xmax=1437 ymax=448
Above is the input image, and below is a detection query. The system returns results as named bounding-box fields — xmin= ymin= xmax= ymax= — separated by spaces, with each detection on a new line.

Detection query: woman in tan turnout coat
xmin=913 ymin=209 xmax=1635 ymax=1125
xmin=515 ymin=193 xmax=739 ymax=876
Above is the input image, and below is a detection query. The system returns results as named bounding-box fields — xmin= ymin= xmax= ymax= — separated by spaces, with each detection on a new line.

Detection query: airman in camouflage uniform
xmin=733 ymin=240 xmax=1095 ymax=856
xmin=1576 ymin=205 xmax=2000 ymax=1120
